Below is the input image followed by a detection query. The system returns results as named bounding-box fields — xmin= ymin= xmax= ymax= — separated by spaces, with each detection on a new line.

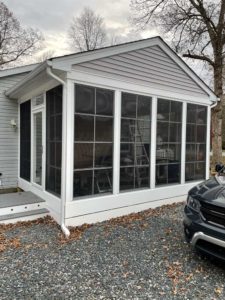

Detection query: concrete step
xmin=0 ymin=208 xmax=49 ymax=224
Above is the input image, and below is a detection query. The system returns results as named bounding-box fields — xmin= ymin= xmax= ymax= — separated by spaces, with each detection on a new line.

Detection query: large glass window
xmin=46 ymin=85 xmax=62 ymax=196
xmin=20 ymin=100 xmax=31 ymax=181
xmin=120 ymin=93 xmax=151 ymax=191
xmin=156 ymin=99 xmax=182 ymax=185
xmin=74 ymin=84 xmax=114 ymax=198
xmin=185 ymin=104 xmax=207 ymax=181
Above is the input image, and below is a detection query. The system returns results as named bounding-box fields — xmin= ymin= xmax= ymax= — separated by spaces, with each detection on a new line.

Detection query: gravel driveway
xmin=0 ymin=202 xmax=225 ymax=300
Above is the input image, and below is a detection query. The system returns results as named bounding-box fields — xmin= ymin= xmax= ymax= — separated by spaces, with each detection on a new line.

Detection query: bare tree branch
xmin=0 ymin=2 xmax=43 ymax=68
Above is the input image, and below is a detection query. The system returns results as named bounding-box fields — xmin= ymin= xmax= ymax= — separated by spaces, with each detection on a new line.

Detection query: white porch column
xmin=61 ymin=79 xmax=74 ymax=206
xmin=113 ymin=90 xmax=121 ymax=195
xmin=206 ymin=105 xmax=211 ymax=179
xmin=150 ymin=96 xmax=157 ymax=189
xmin=181 ymin=101 xmax=187 ymax=184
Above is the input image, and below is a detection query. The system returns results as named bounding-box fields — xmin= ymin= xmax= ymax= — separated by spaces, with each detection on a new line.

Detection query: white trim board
xmin=65 ymin=195 xmax=186 ymax=227
xmin=65 ymin=182 xmax=199 ymax=219
xmin=67 ymin=70 xmax=212 ymax=105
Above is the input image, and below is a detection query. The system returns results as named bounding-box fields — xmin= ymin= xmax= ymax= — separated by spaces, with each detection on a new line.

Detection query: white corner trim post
xmin=46 ymin=66 xmax=70 ymax=238
xmin=181 ymin=102 xmax=187 ymax=184
xmin=206 ymin=105 xmax=211 ymax=179
xmin=113 ymin=90 xmax=121 ymax=195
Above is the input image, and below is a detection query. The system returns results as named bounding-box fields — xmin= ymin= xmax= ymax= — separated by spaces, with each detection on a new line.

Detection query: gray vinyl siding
xmin=0 ymin=73 xmax=27 ymax=188
xmin=73 ymin=45 xmax=208 ymax=98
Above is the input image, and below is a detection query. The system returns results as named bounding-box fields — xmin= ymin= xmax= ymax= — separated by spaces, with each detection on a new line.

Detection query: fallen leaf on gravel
xmin=215 ymin=287 xmax=223 ymax=296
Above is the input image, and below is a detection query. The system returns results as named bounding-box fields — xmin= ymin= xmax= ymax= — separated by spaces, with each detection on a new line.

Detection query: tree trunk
xmin=211 ymin=57 xmax=224 ymax=170
xmin=211 ymin=103 xmax=223 ymax=168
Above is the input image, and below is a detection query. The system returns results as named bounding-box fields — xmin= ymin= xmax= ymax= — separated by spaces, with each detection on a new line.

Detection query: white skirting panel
xmin=64 ymin=181 xmax=200 ymax=227
xmin=18 ymin=178 xmax=61 ymax=224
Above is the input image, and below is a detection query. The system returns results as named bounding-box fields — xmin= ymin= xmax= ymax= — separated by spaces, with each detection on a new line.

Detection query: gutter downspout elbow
xmin=46 ymin=64 xmax=70 ymax=238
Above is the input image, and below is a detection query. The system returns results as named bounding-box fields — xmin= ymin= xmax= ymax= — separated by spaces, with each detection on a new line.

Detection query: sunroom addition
xmin=5 ymin=36 xmax=216 ymax=227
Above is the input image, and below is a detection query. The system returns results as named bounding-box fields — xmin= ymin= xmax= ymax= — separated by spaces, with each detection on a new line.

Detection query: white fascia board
xmin=0 ymin=63 xmax=39 ymax=78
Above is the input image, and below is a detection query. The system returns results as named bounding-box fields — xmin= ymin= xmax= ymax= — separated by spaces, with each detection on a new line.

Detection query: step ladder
xmin=129 ymin=123 xmax=150 ymax=187
xmin=95 ymin=170 xmax=112 ymax=193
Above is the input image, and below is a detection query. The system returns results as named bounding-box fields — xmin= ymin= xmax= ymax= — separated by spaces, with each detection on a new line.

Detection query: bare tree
xmin=0 ymin=2 xmax=43 ymax=68
xmin=131 ymin=0 xmax=225 ymax=167
xmin=68 ymin=7 xmax=106 ymax=52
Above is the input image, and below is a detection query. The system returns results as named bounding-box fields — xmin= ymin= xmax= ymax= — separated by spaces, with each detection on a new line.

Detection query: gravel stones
xmin=0 ymin=203 xmax=225 ymax=299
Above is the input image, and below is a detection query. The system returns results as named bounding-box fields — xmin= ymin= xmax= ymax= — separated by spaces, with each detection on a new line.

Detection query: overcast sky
xmin=4 ymin=0 xmax=211 ymax=85
xmin=5 ymin=0 xmax=157 ymax=56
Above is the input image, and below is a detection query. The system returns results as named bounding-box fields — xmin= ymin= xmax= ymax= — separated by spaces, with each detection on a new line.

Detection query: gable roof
xmin=5 ymin=36 xmax=217 ymax=102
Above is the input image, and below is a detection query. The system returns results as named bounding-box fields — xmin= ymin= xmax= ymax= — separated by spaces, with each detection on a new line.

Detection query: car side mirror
xmin=215 ymin=163 xmax=224 ymax=173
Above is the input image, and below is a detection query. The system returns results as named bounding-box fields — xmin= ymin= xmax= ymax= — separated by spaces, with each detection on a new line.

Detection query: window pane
xmin=74 ymin=143 xmax=93 ymax=169
xmin=187 ymin=104 xmax=197 ymax=123
xmin=120 ymin=167 xmax=135 ymax=190
xmin=136 ymin=120 xmax=151 ymax=143
xmin=186 ymin=144 xmax=196 ymax=161
xmin=46 ymin=85 xmax=62 ymax=196
xmin=157 ymin=99 xmax=170 ymax=121
xmin=135 ymin=167 xmax=149 ymax=188
xmin=20 ymin=100 xmax=31 ymax=181
xmin=157 ymin=121 xmax=169 ymax=144
xmin=95 ymin=143 xmax=113 ymax=167
xmin=75 ymin=115 xmax=94 ymax=141
xmin=55 ymin=115 xmax=62 ymax=141
xmin=120 ymin=143 xmax=135 ymax=166
xmin=196 ymin=144 xmax=206 ymax=161
xmin=170 ymin=101 xmax=182 ymax=122
xmin=156 ymin=165 xmax=168 ymax=185
xmin=121 ymin=119 xmax=135 ymax=142
xmin=197 ymin=106 xmax=207 ymax=125
xmin=185 ymin=103 xmax=207 ymax=182
xmin=95 ymin=117 xmax=113 ymax=142
xmin=74 ymin=84 xmax=114 ymax=198
xmin=169 ymin=123 xmax=181 ymax=143
xmin=196 ymin=125 xmax=206 ymax=143
xmin=137 ymin=96 xmax=151 ymax=120
xmin=74 ymin=170 xmax=93 ymax=197
xmin=195 ymin=162 xmax=205 ymax=179
xmin=168 ymin=144 xmax=181 ymax=163
xmin=185 ymin=163 xmax=195 ymax=181
xmin=186 ymin=124 xmax=196 ymax=143
xmin=121 ymin=93 xmax=136 ymax=118
xmin=55 ymin=142 xmax=62 ymax=168
xmin=156 ymin=144 xmax=168 ymax=163
xmin=168 ymin=164 xmax=180 ymax=183
xmin=96 ymin=88 xmax=113 ymax=116
xmin=135 ymin=144 xmax=150 ymax=165
xmin=75 ymin=85 xmax=95 ymax=114
xmin=94 ymin=169 xmax=112 ymax=194
xmin=156 ymin=99 xmax=182 ymax=186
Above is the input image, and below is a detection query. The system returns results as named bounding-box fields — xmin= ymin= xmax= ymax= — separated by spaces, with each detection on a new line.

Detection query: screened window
xmin=74 ymin=84 xmax=114 ymax=198
xmin=46 ymin=85 xmax=62 ymax=196
xmin=185 ymin=104 xmax=207 ymax=181
xmin=120 ymin=93 xmax=151 ymax=191
xmin=20 ymin=100 xmax=31 ymax=181
xmin=156 ymin=99 xmax=182 ymax=185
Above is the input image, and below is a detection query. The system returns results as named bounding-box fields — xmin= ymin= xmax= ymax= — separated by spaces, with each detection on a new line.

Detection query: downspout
xmin=46 ymin=64 xmax=70 ymax=238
